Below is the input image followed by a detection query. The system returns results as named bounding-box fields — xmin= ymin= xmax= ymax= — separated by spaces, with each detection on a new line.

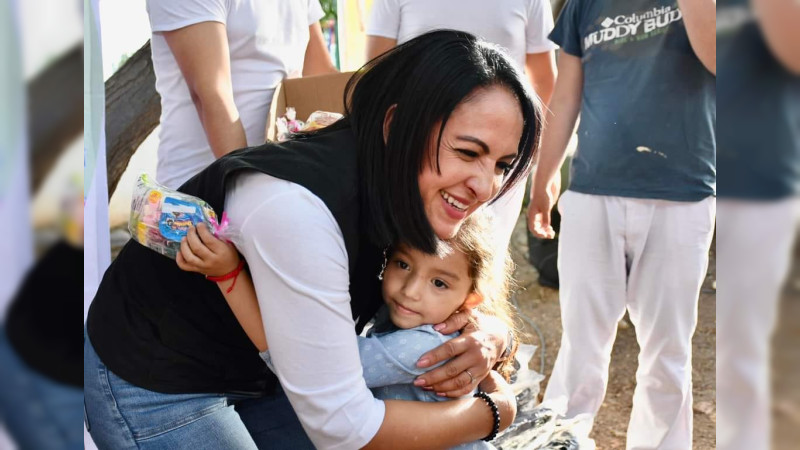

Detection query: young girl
xmin=180 ymin=213 xmax=518 ymax=448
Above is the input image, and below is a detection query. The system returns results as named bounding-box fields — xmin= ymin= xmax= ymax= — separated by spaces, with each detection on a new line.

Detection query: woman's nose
xmin=466 ymin=164 xmax=500 ymax=203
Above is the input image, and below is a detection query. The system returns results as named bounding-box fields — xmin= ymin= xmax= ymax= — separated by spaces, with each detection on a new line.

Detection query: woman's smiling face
xmin=418 ymin=85 xmax=523 ymax=240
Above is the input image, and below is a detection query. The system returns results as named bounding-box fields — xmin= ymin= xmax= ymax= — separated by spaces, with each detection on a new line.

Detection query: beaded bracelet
xmin=473 ymin=391 xmax=500 ymax=442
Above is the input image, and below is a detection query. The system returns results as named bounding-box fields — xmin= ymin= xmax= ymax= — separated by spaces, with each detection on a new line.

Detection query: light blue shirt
xmin=261 ymin=308 xmax=494 ymax=449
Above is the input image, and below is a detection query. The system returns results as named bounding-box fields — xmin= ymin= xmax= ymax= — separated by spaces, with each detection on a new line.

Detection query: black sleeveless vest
xmin=87 ymin=127 xmax=384 ymax=395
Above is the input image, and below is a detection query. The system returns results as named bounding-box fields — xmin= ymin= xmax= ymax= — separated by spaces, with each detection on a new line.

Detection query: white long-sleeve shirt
xmin=225 ymin=171 xmax=385 ymax=449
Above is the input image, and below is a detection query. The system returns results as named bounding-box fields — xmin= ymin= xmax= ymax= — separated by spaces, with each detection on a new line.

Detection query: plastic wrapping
xmin=275 ymin=108 xmax=343 ymax=142
xmin=304 ymin=110 xmax=343 ymax=132
xmin=495 ymin=345 xmax=596 ymax=449
xmin=128 ymin=174 xmax=228 ymax=259
xmin=275 ymin=107 xmax=305 ymax=142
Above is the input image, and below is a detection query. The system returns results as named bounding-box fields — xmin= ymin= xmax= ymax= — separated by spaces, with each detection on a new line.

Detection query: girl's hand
xmin=176 ymin=223 xmax=240 ymax=277
xmin=412 ymin=310 xmax=508 ymax=397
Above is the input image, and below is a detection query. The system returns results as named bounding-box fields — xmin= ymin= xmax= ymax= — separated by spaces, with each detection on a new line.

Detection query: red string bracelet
xmin=206 ymin=260 xmax=245 ymax=293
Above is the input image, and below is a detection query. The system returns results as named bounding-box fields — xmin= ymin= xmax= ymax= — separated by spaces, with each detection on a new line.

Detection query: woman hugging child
xmin=179 ymin=212 xmax=518 ymax=449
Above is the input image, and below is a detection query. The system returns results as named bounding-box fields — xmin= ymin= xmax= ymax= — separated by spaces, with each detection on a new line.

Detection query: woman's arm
xmin=367 ymin=371 xmax=516 ymax=449
xmin=178 ymin=229 xmax=467 ymax=391
xmin=161 ymin=21 xmax=247 ymax=158
xmin=178 ymin=231 xmax=482 ymax=393
xmin=227 ymin=173 xmax=516 ymax=449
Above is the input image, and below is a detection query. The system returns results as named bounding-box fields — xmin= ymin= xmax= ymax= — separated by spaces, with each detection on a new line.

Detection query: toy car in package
xmin=129 ymin=174 xmax=229 ymax=259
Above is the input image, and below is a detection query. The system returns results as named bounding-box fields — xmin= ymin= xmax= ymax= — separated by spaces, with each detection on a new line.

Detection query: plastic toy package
xmin=275 ymin=108 xmax=343 ymax=142
xmin=128 ymin=174 xmax=232 ymax=259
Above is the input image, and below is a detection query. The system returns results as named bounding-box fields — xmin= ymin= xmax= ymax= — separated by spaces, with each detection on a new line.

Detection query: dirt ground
xmin=507 ymin=215 xmax=717 ymax=449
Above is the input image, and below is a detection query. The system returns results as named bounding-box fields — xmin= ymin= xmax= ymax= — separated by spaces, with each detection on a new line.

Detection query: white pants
xmin=716 ymin=198 xmax=800 ymax=450
xmin=544 ymin=191 xmax=716 ymax=450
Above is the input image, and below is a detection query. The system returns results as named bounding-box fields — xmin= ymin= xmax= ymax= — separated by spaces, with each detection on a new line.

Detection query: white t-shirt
xmin=366 ymin=0 xmax=557 ymax=69
xmin=146 ymin=0 xmax=325 ymax=189
xmin=225 ymin=172 xmax=385 ymax=449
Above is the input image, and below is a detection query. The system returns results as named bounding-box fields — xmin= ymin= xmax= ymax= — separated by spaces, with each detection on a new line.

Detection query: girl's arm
xmin=180 ymin=226 xmax=454 ymax=389
xmin=178 ymin=224 xmax=457 ymax=382
xmin=358 ymin=328 xmax=453 ymax=388
xmin=176 ymin=223 xmax=268 ymax=351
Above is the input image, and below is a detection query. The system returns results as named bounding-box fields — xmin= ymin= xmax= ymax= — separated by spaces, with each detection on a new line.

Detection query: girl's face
xmin=418 ymin=85 xmax=523 ymax=240
xmin=381 ymin=244 xmax=473 ymax=329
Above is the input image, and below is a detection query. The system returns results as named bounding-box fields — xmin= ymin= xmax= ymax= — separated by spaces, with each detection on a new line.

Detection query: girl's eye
xmin=432 ymin=279 xmax=448 ymax=289
xmin=395 ymin=260 xmax=409 ymax=270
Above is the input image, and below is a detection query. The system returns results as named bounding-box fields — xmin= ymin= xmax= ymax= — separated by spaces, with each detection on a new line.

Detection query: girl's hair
xmin=442 ymin=212 xmax=519 ymax=381
xmin=308 ymin=29 xmax=543 ymax=254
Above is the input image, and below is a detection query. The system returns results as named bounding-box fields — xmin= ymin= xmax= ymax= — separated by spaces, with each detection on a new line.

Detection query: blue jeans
xmin=235 ymin=394 xmax=315 ymax=449
xmin=84 ymin=332 xmax=259 ymax=449
xmin=84 ymin=331 xmax=315 ymax=449
xmin=0 ymin=328 xmax=83 ymax=450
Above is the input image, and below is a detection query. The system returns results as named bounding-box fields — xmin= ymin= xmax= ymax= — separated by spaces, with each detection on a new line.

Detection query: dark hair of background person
xmin=302 ymin=29 xmax=543 ymax=254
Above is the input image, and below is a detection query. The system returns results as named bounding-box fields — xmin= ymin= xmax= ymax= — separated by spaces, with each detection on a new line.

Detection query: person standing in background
xmin=528 ymin=0 xmax=716 ymax=448
xmin=147 ymin=0 xmax=338 ymax=189
xmin=365 ymin=0 xmax=558 ymax=252
xmin=716 ymin=1 xmax=800 ymax=448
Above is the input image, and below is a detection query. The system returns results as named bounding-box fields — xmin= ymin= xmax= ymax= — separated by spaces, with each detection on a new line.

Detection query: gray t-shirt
xmin=551 ymin=0 xmax=716 ymax=201
xmin=261 ymin=308 xmax=494 ymax=449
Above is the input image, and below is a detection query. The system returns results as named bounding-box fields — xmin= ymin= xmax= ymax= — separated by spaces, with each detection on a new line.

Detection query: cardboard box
xmin=266 ymin=71 xmax=355 ymax=141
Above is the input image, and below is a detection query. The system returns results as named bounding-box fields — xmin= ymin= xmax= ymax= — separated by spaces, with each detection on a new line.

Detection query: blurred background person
xmin=365 ymin=0 xmax=558 ymax=254
xmin=716 ymin=0 xmax=800 ymax=448
xmin=0 ymin=178 xmax=84 ymax=450
xmin=147 ymin=0 xmax=338 ymax=189
xmin=528 ymin=0 xmax=716 ymax=448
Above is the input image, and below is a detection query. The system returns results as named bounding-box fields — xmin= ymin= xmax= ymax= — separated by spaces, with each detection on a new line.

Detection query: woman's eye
xmin=432 ymin=279 xmax=448 ymax=289
xmin=497 ymin=161 xmax=512 ymax=175
xmin=457 ymin=149 xmax=479 ymax=158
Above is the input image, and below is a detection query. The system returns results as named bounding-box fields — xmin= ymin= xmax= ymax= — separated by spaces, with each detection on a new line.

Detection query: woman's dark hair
xmin=314 ymin=30 xmax=542 ymax=253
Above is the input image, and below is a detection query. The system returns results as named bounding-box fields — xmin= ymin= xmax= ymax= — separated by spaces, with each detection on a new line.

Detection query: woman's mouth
xmin=440 ymin=191 xmax=469 ymax=219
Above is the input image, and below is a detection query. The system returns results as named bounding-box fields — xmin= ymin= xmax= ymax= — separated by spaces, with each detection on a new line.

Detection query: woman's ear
xmin=462 ymin=292 xmax=484 ymax=310
xmin=382 ymin=104 xmax=397 ymax=145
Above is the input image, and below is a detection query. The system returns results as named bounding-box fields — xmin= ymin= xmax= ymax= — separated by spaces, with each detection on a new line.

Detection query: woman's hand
xmin=176 ymin=223 xmax=240 ymax=277
xmin=413 ymin=310 xmax=509 ymax=397
xmin=479 ymin=370 xmax=517 ymax=431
